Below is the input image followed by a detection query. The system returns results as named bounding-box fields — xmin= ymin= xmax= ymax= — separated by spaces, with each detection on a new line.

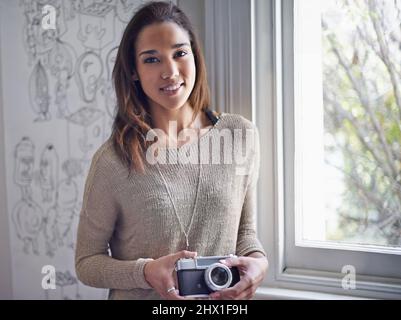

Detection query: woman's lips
xmin=160 ymin=83 xmax=184 ymax=96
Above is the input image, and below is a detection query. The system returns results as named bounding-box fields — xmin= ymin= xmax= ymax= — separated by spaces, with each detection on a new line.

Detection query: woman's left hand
xmin=209 ymin=254 xmax=268 ymax=300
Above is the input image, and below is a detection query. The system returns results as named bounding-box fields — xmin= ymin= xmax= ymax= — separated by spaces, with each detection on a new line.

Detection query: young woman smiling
xmin=75 ymin=1 xmax=268 ymax=300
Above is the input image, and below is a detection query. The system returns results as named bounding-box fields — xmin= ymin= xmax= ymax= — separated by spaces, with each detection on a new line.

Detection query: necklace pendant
xmin=186 ymin=238 xmax=189 ymax=251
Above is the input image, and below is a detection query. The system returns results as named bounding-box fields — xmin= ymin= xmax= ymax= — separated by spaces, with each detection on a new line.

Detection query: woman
xmin=75 ymin=1 xmax=268 ymax=300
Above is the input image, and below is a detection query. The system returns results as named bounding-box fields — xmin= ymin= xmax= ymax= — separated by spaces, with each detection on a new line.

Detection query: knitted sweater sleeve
xmin=236 ymin=126 xmax=267 ymax=257
xmin=75 ymin=150 xmax=153 ymax=290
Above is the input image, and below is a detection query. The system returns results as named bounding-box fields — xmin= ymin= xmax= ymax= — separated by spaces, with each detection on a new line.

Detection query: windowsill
xmin=254 ymin=287 xmax=370 ymax=300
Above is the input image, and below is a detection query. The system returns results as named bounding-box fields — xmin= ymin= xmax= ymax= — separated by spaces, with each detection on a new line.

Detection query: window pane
xmin=296 ymin=0 xmax=401 ymax=249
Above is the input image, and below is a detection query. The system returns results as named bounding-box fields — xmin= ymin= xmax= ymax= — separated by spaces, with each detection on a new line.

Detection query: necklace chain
xmin=151 ymin=111 xmax=217 ymax=250
xmin=155 ymin=159 xmax=202 ymax=251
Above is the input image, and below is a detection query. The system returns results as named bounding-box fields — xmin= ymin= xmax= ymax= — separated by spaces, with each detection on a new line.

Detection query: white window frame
xmin=205 ymin=0 xmax=401 ymax=299
xmin=254 ymin=0 xmax=401 ymax=299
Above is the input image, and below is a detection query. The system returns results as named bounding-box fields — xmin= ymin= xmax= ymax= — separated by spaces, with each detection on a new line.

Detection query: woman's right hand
xmin=143 ymin=250 xmax=197 ymax=300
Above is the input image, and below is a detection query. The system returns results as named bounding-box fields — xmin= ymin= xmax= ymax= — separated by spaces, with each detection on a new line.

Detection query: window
xmin=254 ymin=0 xmax=401 ymax=298
xmin=296 ymin=0 xmax=401 ymax=252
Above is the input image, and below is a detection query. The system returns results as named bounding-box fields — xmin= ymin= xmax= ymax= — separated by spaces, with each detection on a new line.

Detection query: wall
xmin=178 ymin=0 xmax=205 ymax=46
xmin=0 ymin=11 xmax=13 ymax=298
xmin=0 ymin=0 xmax=205 ymax=300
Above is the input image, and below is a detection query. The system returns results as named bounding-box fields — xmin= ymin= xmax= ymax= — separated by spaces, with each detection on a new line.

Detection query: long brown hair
xmin=111 ymin=1 xmax=210 ymax=173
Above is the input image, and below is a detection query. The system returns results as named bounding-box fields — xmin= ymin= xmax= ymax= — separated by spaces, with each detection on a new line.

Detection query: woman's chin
xmin=150 ymin=101 xmax=189 ymax=112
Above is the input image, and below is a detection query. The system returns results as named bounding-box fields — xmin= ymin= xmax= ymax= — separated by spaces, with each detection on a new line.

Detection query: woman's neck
xmin=151 ymin=104 xmax=211 ymax=132
xmin=149 ymin=104 xmax=211 ymax=147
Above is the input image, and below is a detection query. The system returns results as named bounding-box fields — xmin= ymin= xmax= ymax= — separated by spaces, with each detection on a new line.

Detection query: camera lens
xmin=211 ymin=267 xmax=229 ymax=286
xmin=204 ymin=263 xmax=233 ymax=291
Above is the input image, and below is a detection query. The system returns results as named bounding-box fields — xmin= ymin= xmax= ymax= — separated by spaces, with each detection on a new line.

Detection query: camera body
xmin=176 ymin=255 xmax=240 ymax=297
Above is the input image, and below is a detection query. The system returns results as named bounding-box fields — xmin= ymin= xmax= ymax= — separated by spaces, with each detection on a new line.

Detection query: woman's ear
xmin=132 ymin=73 xmax=139 ymax=82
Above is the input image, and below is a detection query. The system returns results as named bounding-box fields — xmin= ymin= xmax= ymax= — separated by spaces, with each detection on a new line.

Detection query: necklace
xmin=155 ymin=159 xmax=202 ymax=251
xmin=150 ymin=108 xmax=219 ymax=250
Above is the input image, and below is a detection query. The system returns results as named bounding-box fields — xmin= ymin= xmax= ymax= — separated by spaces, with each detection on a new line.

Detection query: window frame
xmin=253 ymin=0 xmax=401 ymax=299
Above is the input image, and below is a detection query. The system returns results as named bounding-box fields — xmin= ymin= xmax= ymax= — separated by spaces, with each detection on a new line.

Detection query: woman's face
xmin=134 ymin=22 xmax=196 ymax=112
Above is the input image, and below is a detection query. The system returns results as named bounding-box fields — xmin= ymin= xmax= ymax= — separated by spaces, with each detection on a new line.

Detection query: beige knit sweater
xmin=75 ymin=113 xmax=266 ymax=300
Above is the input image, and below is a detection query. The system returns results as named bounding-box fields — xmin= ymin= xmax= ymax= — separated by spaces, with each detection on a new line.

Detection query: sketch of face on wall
xmin=14 ymin=137 xmax=35 ymax=199
xmin=104 ymin=46 xmax=118 ymax=118
xmin=24 ymin=11 xmax=56 ymax=63
xmin=23 ymin=0 xmax=71 ymax=122
xmin=22 ymin=0 xmax=67 ymax=64
xmin=12 ymin=198 xmax=43 ymax=256
xmin=12 ymin=137 xmax=44 ymax=256
xmin=115 ymin=0 xmax=143 ymax=23
xmin=44 ymin=159 xmax=80 ymax=258
xmin=76 ymin=51 xmax=103 ymax=103
xmin=97 ymin=46 xmax=118 ymax=138
xmin=67 ymin=107 xmax=105 ymax=163
xmin=29 ymin=61 xmax=51 ymax=121
xmin=39 ymin=144 xmax=59 ymax=203
xmin=77 ymin=2 xmax=116 ymax=51
xmin=48 ymin=40 xmax=75 ymax=119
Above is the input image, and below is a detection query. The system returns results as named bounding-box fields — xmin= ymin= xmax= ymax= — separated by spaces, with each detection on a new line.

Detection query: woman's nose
xmin=161 ymin=60 xmax=179 ymax=79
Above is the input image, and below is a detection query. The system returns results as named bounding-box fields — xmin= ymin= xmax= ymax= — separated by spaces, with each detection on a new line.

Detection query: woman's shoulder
xmin=217 ymin=113 xmax=259 ymax=152
xmin=218 ymin=112 xmax=257 ymax=131
xmin=89 ymin=138 xmax=122 ymax=173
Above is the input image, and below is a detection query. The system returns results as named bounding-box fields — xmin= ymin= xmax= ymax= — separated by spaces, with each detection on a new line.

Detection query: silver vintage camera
xmin=176 ymin=255 xmax=240 ymax=297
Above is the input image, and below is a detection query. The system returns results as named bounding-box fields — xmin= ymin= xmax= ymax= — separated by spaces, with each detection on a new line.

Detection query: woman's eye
xmin=144 ymin=57 xmax=159 ymax=64
xmin=174 ymin=50 xmax=187 ymax=58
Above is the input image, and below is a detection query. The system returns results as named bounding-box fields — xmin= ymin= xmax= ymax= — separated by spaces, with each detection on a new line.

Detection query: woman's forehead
xmin=136 ymin=22 xmax=190 ymax=52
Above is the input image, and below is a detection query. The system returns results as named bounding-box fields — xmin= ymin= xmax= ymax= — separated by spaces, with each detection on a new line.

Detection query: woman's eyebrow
xmin=172 ymin=42 xmax=190 ymax=49
xmin=139 ymin=43 xmax=190 ymax=56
